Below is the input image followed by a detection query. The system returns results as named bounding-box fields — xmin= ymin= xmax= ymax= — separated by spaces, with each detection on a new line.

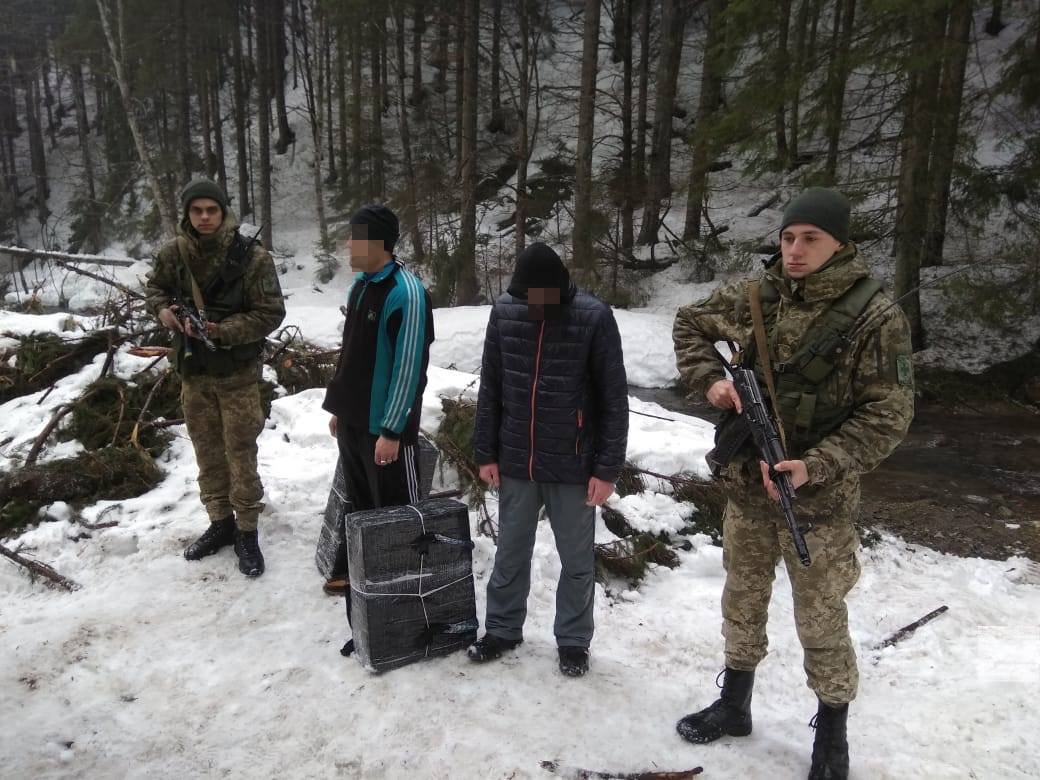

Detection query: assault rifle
xmin=712 ymin=346 xmax=812 ymax=567
xmin=174 ymin=300 xmax=217 ymax=355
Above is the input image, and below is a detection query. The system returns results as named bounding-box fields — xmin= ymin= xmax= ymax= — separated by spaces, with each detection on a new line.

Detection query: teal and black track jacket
xmin=322 ymin=259 xmax=434 ymax=444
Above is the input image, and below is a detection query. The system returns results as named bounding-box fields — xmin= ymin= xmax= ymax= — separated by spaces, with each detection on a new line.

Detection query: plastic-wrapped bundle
xmin=315 ymin=434 xmax=439 ymax=580
xmin=315 ymin=455 xmax=352 ymax=580
xmin=347 ymin=497 xmax=478 ymax=672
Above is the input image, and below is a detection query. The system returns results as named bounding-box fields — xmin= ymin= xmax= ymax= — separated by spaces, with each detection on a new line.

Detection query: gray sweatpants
xmin=484 ymin=476 xmax=596 ymax=648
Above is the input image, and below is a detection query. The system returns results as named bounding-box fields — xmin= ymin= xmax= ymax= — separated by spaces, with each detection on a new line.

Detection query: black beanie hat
xmin=349 ymin=204 xmax=400 ymax=252
xmin=507 ymin=242 xmax=570 ymax=299
xmin=180 ymin=178 xmax=229 ymax=216
xmin=779 ymin=187 xmax=851 ymax=244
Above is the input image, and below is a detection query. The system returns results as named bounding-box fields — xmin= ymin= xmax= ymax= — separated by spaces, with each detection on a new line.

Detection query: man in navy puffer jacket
xmin=469 ymin=242 xmax=628 ymax=677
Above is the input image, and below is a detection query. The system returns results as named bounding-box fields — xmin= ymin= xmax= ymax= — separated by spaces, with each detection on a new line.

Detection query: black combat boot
xmin=234 ymin=528 xmax=265 ymax=577
xmin=558 ymin=646 xmax=590 ymax=677
xmin=676 ymin=668 xmax=755 ymax=744
xmin=183 ymin=515 xmax=235 ymax=560
xmin=808 ymin=701 xmax=849 ymax=780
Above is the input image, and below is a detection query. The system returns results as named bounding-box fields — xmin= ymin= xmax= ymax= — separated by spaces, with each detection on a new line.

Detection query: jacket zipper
xmin=528 ymin=320 xmax=546 ymax=480
xmin=575 ymin=408 xmax=584 ymax=454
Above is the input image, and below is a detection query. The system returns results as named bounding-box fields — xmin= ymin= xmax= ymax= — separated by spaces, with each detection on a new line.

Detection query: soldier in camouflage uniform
xmin=145 ymin=179 xmax=285 ymax=577
xmin=671 ymin=188 xmax=914 ymax=779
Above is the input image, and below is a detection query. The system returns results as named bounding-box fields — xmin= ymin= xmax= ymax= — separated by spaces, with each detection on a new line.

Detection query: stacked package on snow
xmin=346 ymin=497 xmax=478 ymax=672
xmin=315 ymin=434 xmax=439 ymax=580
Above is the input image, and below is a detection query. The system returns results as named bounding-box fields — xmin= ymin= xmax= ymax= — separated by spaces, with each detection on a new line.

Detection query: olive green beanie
xmin=779 ymin=187 xmax=850 ymax=244
xmin=180 ymin=178 xmax=229 ymax=217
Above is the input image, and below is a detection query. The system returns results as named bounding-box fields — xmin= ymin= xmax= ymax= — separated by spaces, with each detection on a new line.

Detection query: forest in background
xmin=0 ymin=0 xmax=1038 ymax=350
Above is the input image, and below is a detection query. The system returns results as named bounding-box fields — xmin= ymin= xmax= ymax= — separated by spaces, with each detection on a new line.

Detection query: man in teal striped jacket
xmin=323 ymin=205 xmax=434 ymax=626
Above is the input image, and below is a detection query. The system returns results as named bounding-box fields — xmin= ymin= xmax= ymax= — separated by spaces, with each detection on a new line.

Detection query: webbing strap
xmin=748 ymin=281 xmax=788 ymax=451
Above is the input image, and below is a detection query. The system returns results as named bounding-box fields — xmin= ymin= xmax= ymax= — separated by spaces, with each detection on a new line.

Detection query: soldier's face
xmin=780 ymin=224 xmax=844 ymax=279
xmin=188 ymin=198 xmax=223 ymax=235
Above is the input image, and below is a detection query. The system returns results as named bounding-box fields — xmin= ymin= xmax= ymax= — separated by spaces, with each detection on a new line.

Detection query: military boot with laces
xmin=183 ymin=515 xmax=235 ymax=561
xmin=676 ymin=668 xmax=754 ymax=744
xmin=808 ymin=700 xmax=849 ymax=780
xmin=234 ymin=528 xmax=265 ymax=577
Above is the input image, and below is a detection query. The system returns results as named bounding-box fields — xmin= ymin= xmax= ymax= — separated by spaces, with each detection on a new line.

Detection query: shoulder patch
xmin=896 ymin=354 xmax=913 ymax=387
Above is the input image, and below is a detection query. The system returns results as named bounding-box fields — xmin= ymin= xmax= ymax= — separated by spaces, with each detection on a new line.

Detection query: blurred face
xmin=780 ymin=224 xmax=844 ymax=279
xmin=527 ymin=287 xmax=561 ymax=320
xmin=188 ymin=198 xmax=223 ymax=235
xmin=342 ymin=225 xmax=390 ymax=273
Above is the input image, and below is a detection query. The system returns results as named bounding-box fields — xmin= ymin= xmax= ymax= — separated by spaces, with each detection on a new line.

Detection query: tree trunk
xmin=984 ymin=0 xmax=1004 ymax=35
xmin=350 ymin=19 xmax=364 ymax=198
xmin=175 ymin=0 xmax=192 ymax=186
xmin=788 ymin=0 xmax=814 ymax=165
xmin=271 ymin=0 xmax=295 ymax=154
xmin=411 ymin=0 xmax=427 ymax=110
xmin=775 ymin=0 xmax=791 ymax=167
xmin=323 ymin=14 xmax=337 ymax=184
xmin=923 ymin=0 xmax=972 ymax=267
xmin=25 ymin=71 xmax=50 ymax=225
xmin=455 ymin=2 xmax=465 ymax=168
xmin=256 ymin=0 xmax=275 ymax=247
xmin=637 ymin=0 xmax=687 ymax=245
xmin=573 ymin=0 xmax=602 ymax=278
xmin=515 ymin=0 xmax=534 ymax=254
xmin=620 ymin=0 xmax=634 ymax=252
xmin=634 ymin=0 xmax=651 ymax=203
xmin=336 ymin=18 xmax=349 ymax=194
xmin=199 ymin=74 xmax=216 ymax=179
xmin=684 ymin=0 xmax=725 ymax=244
xmin=298 ymin=0 xmax=329 ymax=249
xmin=823 ymin=0 xmax=856 ymax=183
xmin=488 ymin=0 xmax=503 ymax=131
xmin=71 ymin=61 xmax=97 ymax=204
xmin=210 ymin=63 xmax=229 ymax=197
xmin=95 ymin=0 xmax=177 ymax=235
xmin=456 ymin=0 xmax=480 ymax=304
xmin=233 ymin=0 xmax=252 ymax=217
xmin=893 ymin=6 xmax=948 ymax=349
xmin=394 ymin=2 xmax=425 ymax=262
xmin=370 ymin=11 xmax=387 ymax=199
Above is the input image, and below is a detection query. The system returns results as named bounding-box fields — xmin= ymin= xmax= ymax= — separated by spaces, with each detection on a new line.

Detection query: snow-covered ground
xmin=1 ymin=305 xmax=1038 ymax=779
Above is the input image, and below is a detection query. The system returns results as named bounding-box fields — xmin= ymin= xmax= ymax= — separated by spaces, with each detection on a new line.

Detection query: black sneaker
xmin=467 ymin=633 xmax=522 ymax=662
xmin=184 ymin=515 xmax=235 ymax=560
xmin=558 ymin=646 xmax=589 ymax=677
xmin=234 ymin=529 xmax=265 ymax=577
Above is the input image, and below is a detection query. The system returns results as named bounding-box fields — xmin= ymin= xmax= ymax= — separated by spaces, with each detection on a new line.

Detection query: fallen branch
xmin=540 ymin=761 xmax=702 ymax=779
xmin=130 ymin=368 xmax=172 ymax=449
xmin=0 ymin=244 xmax=135 ymax=268
xmin=874 ymin=606 xmax=949 ymax=650
xmin=0 ymin=543 xmax=82 ymax=591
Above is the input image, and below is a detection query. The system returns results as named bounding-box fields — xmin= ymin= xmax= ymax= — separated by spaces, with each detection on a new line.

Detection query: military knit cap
xmin=349 ymin=204 xmax=400 ymax=252
xmin=180 ymin=178 xmax=229 ymax=216
xmin=779 ymin=187 xmax=851 ymax=244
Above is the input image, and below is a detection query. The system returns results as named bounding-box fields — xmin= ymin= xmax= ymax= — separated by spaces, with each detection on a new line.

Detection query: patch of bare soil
xmin=859 ymin=400 xmax=1040 ymax=560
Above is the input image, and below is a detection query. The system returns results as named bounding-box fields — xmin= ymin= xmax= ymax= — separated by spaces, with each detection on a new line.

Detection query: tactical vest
xmin=749 ymin=275 xmax=882 ymax=452
xmin=170 ymin=231 xmax=263 ymax=377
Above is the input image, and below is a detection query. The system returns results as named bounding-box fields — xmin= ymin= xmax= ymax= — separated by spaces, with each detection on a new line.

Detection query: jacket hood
xmin=507 ymin=242 xmax=572 ymax=301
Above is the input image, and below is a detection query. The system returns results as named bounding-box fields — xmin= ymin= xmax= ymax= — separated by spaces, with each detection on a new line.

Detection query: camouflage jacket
xmin=673 ymin=245 xmax=914 ymax=516
xmin=145 ymin=212 xmax=285 ymax=351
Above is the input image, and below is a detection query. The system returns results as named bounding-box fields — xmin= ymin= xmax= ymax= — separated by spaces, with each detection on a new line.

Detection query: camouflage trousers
xmin=181 ymin=369 xmax=266 ymax=531
xmin=721 ymin=496 xmax=861 ymax=705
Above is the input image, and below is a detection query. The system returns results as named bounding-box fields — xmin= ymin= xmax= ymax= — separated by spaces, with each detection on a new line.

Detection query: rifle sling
xmin=175 ymin=236 xmax=208 ymax=314
xmin=748 ymin=280 xmax=788 ymax=452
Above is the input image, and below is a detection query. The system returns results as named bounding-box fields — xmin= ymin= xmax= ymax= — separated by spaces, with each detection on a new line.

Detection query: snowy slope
xmin=1 ymin=307 xmax=1038 ymax=780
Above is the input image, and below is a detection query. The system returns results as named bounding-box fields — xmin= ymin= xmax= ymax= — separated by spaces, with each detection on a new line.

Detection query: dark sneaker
xmin=323 ymin=578 xmax=348 ymax=596
xmin=558 ymin=646 xmax=589 ymax=677
xmin=467 ymin=633 xmax=522 ymax=662
xmin=234 ymin=529 xmax=265 ymax=577
xmin=184 ymin=515 xmax=235 ymax=561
